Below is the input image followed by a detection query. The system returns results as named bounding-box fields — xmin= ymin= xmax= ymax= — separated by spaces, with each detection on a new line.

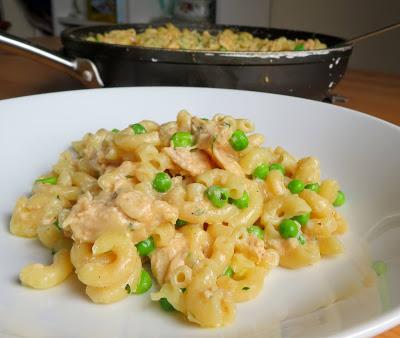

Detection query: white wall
xmin=216 ymin=0 xmax=270 ymax=27
xmin=269 ymin=0 xmax=400 ymax=74
xmin=1 ymin=0 xmax=39 ymax=37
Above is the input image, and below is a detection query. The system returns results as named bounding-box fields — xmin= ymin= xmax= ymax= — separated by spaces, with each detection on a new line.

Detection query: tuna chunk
xmin=163 ymin=147 xmax=212 ymax=176
xmin=63 ymin=192 xmax=130 ymax=243
xmin=150 ymin=233 xmax=188 ymax=284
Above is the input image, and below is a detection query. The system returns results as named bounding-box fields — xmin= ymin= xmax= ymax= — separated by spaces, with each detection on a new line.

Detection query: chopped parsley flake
xmin=53 ymin=220 xmax=62 ymax=231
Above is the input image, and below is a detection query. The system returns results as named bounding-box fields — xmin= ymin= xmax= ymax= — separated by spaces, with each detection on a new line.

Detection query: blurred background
xmin=0 ymin=0 xmax=399 ymax=74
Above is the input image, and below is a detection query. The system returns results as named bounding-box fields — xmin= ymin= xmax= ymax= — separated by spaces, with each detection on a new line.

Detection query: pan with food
xmin=1 ymin=22 xmax=395 ymax=100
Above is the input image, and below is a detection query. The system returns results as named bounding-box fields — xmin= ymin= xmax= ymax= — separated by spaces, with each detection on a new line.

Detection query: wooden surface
xmin=334 ymin=70 xmax=400 ymax=126
xmin=0 ymin=37 xmax=399 ymax=337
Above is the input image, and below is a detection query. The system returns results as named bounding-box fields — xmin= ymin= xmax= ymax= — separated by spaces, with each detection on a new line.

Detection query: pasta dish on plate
xmin=10 ymin=111 xmax=347 ymax=327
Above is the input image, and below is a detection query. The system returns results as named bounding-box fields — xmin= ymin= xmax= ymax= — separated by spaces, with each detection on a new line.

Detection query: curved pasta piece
xmin=197 ymin=169 xmax=245 ymax=199
xmin=70 ymin=242 xmax=93 ymax=269
xmin=279 ymin=240 xmax=320 ymax=269
xmin=236 ymin=119 xmax=255 ymax=133
xmin=319 ymin=179 xmax=340 ymax=204
xmin=72 ymin=171 xmax=99 ymax=194
xmin=159 ymin=121 xmax=178 ymax=147
xmin=170 ymin=265 xmax=193 ymax=289
xmin=235 ymin=230 xmax=279 ymax=267
xmin=299 ymin=189 xmax=333 ymax=219
xmin=85 ymin=253 xmax=142 ymax=304
xmin=76 ymin=231 xmax=140 ymax=288
xmin=151 ymin=282 xmax=186 ymax=313
xmin=19 ymin=249 xmax=73 ymax=289
xmin=184 ymin=260 xmax=235 ymax=327
xmin=333 ymin=211 xmax=348 ymax=235
xmin=177 ymin=109 xmax=192 ymax=131
xmin=114 ymin=130 xmax=160 ymax=151
xmin=217 ymin=266 xmax=267 ymax=302
xmin=32 ymin=184 xmax=82 ymax=202
xmin=72 ymin=129 xmax=118 ymax=174
xmin=229 ymin=180 xmax=263 ymax=228
xmin=150 ymin=232 xmax=188 ymax=284
xmin=265 ymin=169 xmax=287 ymax=197
xmin=273 ymin=147 xmax=297 ymax=176
xmin=37 ymin=223 xmax=72 ymax=251
xmin=318 ymin=236 xmax=343 ymax=257
xmin=179 ymin=224 xmax=212 ymax=264
xmin=10 ymin=192 xmax=63 ymax=238
xmin=52 ymin=150 xmax=76 ymax=175
xmin=138 ymin=120 xmax=159 ymax=132
xmin=239 ymin=147 xmax=273 ymax=175
xmin=261 ymin=194 xmax=311 ymax=228
xmin=209 ymin=236 xmax=235 ymax=275
xmin=97 ymin=161 xmax=138 ymax=192
xmin=303 ymin=214 xmax=338 ymax=238
xmin=294 ymin=157 xmax=320 ymax=184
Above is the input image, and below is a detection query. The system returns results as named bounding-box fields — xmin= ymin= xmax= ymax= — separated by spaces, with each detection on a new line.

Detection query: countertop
xmin=0 ymin=37 xmax=399 ymax=338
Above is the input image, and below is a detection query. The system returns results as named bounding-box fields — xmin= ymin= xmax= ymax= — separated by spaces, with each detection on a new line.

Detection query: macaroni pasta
xmin=10 ymin=111 xmax=348 ymax=327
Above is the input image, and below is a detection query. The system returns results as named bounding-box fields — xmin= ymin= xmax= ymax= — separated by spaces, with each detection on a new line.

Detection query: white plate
xmin=1 ymin=88 xmax=399 ymax=338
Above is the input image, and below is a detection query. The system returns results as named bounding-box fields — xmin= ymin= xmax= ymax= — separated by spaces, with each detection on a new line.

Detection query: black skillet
xmin=0 ymin=22 xmax=398 ymax=100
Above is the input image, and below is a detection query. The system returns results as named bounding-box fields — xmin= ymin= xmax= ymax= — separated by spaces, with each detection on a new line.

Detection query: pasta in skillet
xmin=10 ymin=111 xmax=348 ymax=327
xmin=86 ymin=23 xmax=327 ymax=52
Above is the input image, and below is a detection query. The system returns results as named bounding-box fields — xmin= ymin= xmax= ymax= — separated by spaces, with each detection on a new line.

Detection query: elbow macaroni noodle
xmin=10 ymin=111 xmax=348 ymax=327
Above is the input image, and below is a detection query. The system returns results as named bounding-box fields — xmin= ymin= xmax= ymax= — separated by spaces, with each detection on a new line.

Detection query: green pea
xmin=288 ymin=179 xmax=305 ymax=194
xmin=294 ymin=43 xmax=305 ymax=51
xmin=253 ymin=163 xmax=269 ymax=180
xmin=333 ymin=190 xmax=346 ymax=207
xmin=229 ymin=191 xmax=249 ymax=209
xmin=247 ymin=225 xmax=264 ymax=240
xmin=134 ymin=269 xmax=153 ymax=294
xmin=152 ymin=172 xmax=172 ymax=192
xmin=111 ymin=128 xmax=120 ymax=133
xmin=292 ymin=212 xmax=310 ymax=226
xmin=279 ymin=219 xmax=299 ymax=239
xmin=305 ymin=183 xmax=320 ymax=192
xmin=159 ymin=297 xmax=175 ymax=312
xmin=175 ymin=219 xmax=188 ymax=228
xmin=135 ymin=236 xmax=155 ymax=256
xmin=229 ymin=129 xmax=249 ymax=151
xmin=269 ymin=163 xmax=285 ymax=175
xmin=171 ymin=131 xmax=193 ymax=147
xmin=372 ymin=260 xmax=388 ymax=277
xmin=131 ymin=123 xmax=146 ymax=135
xmin=223 ymin=266 xmax=234 ymax=278
xmin=35 ymin=176 xmax=57 ymax=185
xmin=205 ymin=185 xmax=229 ymax=208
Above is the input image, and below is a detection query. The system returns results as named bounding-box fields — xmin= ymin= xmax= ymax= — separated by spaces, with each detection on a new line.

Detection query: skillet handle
xmin=0 ymin=31 xmax=104 ymax=88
